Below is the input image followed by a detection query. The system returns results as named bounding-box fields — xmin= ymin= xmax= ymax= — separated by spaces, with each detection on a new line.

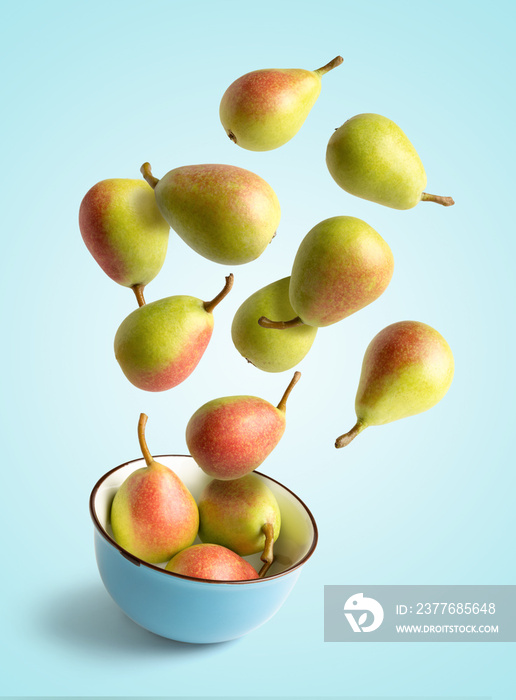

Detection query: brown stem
xmin=315 ymin=55 xmax=344 ymax=76
xmin=421 ymin=192 xmax=455 ymax=207
xmin=140 ymin=162 xmax=159 ymax=189
xmin=335 ymin=421 xmax=366 ymax=448
xmin=203 ymin=274 xmax=234 ymax=314
xmin=277 ymin=371 xmax=301 ymax=413
xmin=138 ymin=413 xmax=154 ymax=466
xmin=132 ymin=284 xmax=146 ymax=308
xmin=227 ymin=130 xmax=237 ymax=143
xmin=258 ymin=560 xmax=273 ymax=578
xmin=258 ymin=315 xmax=304 ymax=330
xmin=258 ymin=523 xmax=275 ymax=578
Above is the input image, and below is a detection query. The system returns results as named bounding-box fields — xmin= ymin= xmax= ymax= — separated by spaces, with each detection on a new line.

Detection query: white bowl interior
xmin=93 ymin=455 xmax=316 ymax=576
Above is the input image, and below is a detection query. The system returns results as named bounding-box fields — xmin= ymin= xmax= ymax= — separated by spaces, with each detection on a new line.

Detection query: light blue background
xmin=1 ymin=0 xmax=514 ymax=697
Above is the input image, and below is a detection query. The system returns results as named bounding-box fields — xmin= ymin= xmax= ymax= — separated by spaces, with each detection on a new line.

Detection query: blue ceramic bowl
xmin=89 ymin=455 xmax=318 ymax=644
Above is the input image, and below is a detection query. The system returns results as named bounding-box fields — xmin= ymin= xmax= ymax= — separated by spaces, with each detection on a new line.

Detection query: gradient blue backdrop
xmin=1 ymin=1 xmax=514 ymax=698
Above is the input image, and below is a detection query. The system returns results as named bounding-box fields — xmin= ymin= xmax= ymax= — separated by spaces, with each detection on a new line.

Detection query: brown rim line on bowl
xmin=89 ymin=455 xmax=319 ymax=585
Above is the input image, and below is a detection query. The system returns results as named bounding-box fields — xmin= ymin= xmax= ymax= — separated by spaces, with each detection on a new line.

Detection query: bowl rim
xmin=89 ymin=454 xmax=318 ymax=586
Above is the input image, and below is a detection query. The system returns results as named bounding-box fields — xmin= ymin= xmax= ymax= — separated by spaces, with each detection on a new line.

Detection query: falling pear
xmin=326 ymin=114 xmax=455 ymax=210
xmin=220 ymin=56 xmax=344 ymax=151
xmin=79 ymin=178 xmax=169 ymax=303
xmin=114 ymin=274 xmax=233 ymax=392
xmin=186 ymin=371 xmax=301 ymax=480
xmin=259 ymin=217 xmax=393 ymax=329
xmin=231 ymin=277 xmax=317 ymax=372
xmin=335 ymin=321 xmax=454 ymax=448
xmin=141 ymin=162 xmax=280 ymax=265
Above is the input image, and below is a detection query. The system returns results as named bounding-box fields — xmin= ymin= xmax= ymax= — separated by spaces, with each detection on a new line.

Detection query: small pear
xmin=114 ymin=274 xmax=233 ymax=392
xmin=165 ymin=544 xmax=258 ymax=581
xmin=335 ymin=321 xmax=454 ymax=448
xmin=220 ymin=56 xmax=343 ymax=151
xmin=326 ymin=114 xmax=455 ymax=210
xmin=259 ymin=217 xmax=393 ymax=329
xmin=79 ymin=178 xmax=169 ymax=303
xmin=231 ymin=277 xmax=317 ymax=372
xmin=141 ymin=162 xmax=280 ymax=265
xmin=198 ymin=474 xmax=281 ymax=578
xmin=186 ymin=371 xmax=301 ymax=480
xmin=110 ymin=414 xmax=199 ymax=564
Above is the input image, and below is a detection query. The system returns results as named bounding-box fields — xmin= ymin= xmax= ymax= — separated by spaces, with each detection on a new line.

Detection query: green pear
xmin=165 ymin=544 xmax=258 ymax=581
xmin=111 ymin=414 xmax=199 ymax=564
xmin=114 ymin=275 xmax=233 ymax=392
xmin=259 ymin=217 xmax=393 ymax=329
xmin=219 ymin=56 xmax=343 ymax=151
xmin=79 ymin=178 xmax=169 ymax=303
xmin=335 ymin=321 xmax=454 ymax=448
xmin=326 ymin=114 xmax=455 ymax=210
xmin=186 ymin=372 xmax=301 ymax=480
xmin=198 ymin=474 xmax=281 ymax=578
xmin=140 ymin=162 xmax=280 ymax=265
xmin=231 ymin=277 xmax=317 ymax=372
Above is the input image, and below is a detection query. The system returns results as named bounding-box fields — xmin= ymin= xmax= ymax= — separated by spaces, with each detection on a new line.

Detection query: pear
xmin=198 ymin=474 xmax=281 ymax=578
xmin=141 ymin=162 xmax=280 ymax=265
xmin=114 ymin=274 xmax=233 ymax=392
xmin=335 ymin=321 xmax=454 ymax=448
xmin=326 ymin=114 xmax=455 ymax=210
xmin=165 ymin=544 xmax=258 ymax=581
xmin=79 ymin=178 xmax=169 ymax=304
xmin=231 ymin=277 xmax=317 ymax=372
xmin=110 ymin=414 xmax=199 ymax=564
xmin=259 ymin=217 xmax=393 ymax=329
xmin=219 ymin=56 xmax=343 ymax=151
xmin=186 ymin=371 xmax=301 ymax=480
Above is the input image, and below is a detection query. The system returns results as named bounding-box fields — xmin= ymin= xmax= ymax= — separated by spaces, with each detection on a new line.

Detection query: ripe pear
xmin=259 ymin=217 xmax=393 ymax=330
xmin=165 ymin=544 xmax=258 ymax=581
xmin=219 ymin=55 xmax=343 ymax=151
xmin=198 ymin=474 xmax=281 ymax=578
xmin=326 ymin=114 xmax=455 ymax=210
xmin=114 ymin=274 xmax=233 ymax=392
xmin=186 ymin=371 xmax=301 ymax=480
xmin=79 ymin=178 xmax=169 ymax=304
xmin=110 ymin=414 xmax=199 ymax=564
xmin=140 ymin=162 xmax=280 ymax=265
xmin=335 ymin=321 xmax=454 ymax=448
xmin=231 ymin=277 xmax=317 ymax=372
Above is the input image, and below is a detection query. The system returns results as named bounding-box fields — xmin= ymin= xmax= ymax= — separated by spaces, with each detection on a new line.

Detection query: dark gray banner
xmin=324 ymin=585 xmax=516 ymax=642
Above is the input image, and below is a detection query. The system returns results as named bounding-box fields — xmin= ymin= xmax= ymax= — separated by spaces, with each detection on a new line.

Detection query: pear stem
xmin=140 ymin=162 xmax=159 ymax=189
xmin=258 ymin=561 xmax=273 ymax=578
xmin=315 ymin=55 xmax=344 ymax=76
xmin=277 ymin=371 xmax=301 ymax=413
xmin=138 ymin=413 xmax=154 ymax=467
xmin=227 ymin=130 xmax=237 ymax=144
xmin=335 ymin=421 xmax=366 ymax=449
xmin=258 ymin=316 xmax=304 ymax=330
xmin=132 ymin=284 xmax=146 ymax=308
xmin=258 ymin=522 xmax=275 ymax=578
xmin=203 ymin=274 xmax=234 ymax=314
xmin=421 ymin=192 xmax=455 ymax=207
